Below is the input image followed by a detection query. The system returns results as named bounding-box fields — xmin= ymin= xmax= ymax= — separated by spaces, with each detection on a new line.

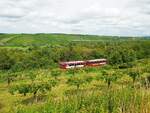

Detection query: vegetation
xmin=0 ymin=34 xmax=150 ymax=113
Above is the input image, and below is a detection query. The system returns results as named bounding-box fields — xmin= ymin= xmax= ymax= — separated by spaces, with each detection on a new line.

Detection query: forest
xmin=0 ymin=34 xmax=150 ymax=113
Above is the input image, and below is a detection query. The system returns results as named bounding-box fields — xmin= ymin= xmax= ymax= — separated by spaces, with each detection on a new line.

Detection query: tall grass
xmin=14 ymin=87 xmax=150 ymax=113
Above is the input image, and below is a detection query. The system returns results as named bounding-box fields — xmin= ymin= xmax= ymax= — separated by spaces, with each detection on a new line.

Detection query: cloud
xmin=0 ymin=0 xmax=150 ymax=36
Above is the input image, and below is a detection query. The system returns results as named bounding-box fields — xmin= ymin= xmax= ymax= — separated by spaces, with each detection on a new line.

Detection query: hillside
xmin=0 ymin=34 xmax=147 ymax=47
xmin=0 ymin=34 xmax=150 ymax=113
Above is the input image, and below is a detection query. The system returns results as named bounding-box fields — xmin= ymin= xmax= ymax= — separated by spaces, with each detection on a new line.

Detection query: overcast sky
xmin=0 ymin=0 xmax=150 ymax=36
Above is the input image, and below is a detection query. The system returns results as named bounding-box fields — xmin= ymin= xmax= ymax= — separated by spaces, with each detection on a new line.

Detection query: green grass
xmin=0 ymin=34 xmax=147 ymax=47
xmin=0 ymin=58 xmax=150 ymax=113
xmin=0 ymin=34 xmax=150 ymax=113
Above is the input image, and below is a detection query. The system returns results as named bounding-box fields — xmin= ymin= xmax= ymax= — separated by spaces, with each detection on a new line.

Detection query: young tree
xmin=84 ymin=75 xmax=93 ymax=84
xmin=26 ymin=71 xmax=36 ymax=82
xmin=0 ymin=49 xmax=15 ymax=70
xmin=117 ymin=74 xmax=132 ymax=88
xmin=66 ymin=69 xmax=77 ymax=76
xmin=9 ymin=83 xmax=30 ymax=96
xmin=51 ymin=69 xmax=61 ymax=79
xmin=30 ymin=79 xmax=58 ymax=102
xmin=9 ymin=79 xmax=58 ymax=102
xmin=105 ymin=46 xmax=136 ymax=65
xmin=128 ymin=69 xmax=140 ymax=84
xmin=67 ymin=76 xmax=85 ymax=89
xmin=140 ymin=73 xmax=150 ymax=89
xmin=17 ymin=84 xmax=30 ymax=96
xmin=5 ymin=71 xmax=18 ymax=86
xmin=101 ymin=70 xmax=118 ymax=88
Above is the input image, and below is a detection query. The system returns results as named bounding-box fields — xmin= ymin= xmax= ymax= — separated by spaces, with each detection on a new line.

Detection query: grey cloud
xmin=0 ymin=15 xmax=23 ymax=19
xmin=0 ymin=0 xmax=150 ymax=36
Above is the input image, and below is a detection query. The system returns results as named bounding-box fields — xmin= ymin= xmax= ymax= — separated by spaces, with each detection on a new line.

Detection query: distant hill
xmin=0 ymin=33 xmax=148 ymax=47
xmin=143 ymin=36 xmax=150 ymax=39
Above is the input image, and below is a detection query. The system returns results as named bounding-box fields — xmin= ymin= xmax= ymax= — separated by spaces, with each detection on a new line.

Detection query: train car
xmin=59 ymin=61 xmax=85 ymax=69
xmin=86 ymin=59 xmax=107 ymax=66
xmin=59 ymin=58 xmax=107 ymax=69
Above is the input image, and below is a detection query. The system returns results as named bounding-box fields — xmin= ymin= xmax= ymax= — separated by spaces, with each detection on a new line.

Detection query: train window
xmin=69 ymin=64 xmax=74 ymax=66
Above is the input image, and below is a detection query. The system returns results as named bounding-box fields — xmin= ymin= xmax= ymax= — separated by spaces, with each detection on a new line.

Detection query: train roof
xmin=86 ymin=59 xmax=107 ymax=62
xmin=60 ymin=60 xmax=85 ymax=65
xmin=60 ymin=58 xmax=107 ymax=65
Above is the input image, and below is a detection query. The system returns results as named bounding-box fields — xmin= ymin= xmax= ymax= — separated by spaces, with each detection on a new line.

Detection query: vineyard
xmin=0 ymin=34 xmax=150 ymax=113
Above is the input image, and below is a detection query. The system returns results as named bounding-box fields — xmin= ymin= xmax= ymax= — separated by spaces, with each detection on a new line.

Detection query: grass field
xmin=0 ymin=34 xmax=150 ymax=113
xmin=0 ymin=59 xmax=150 ymax=113
xmin=0 ymin=34 xmax=147 ymax=47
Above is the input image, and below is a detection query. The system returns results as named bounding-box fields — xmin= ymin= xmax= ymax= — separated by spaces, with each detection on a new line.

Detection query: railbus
xmin=59 ymin=59 xmax=107 ymax=69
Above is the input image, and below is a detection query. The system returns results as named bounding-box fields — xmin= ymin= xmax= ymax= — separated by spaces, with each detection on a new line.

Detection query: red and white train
xmin=59 ymin=59 xmax=107 ymax=69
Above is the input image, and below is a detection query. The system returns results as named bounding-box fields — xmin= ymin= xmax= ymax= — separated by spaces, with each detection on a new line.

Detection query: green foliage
xmin=0 ymin=34 xmax=150 ymax=71
xmin=84 ymin=75 xmax=93 ymax=83
xmin=106 ymin=46 xmax=136 ymax=65
xmin=18 ymin=84 xmax=30 ymax=96
xmin=9 ymin=79 xmax=58 ymax=99
xmin=15 ymin=87 xmax=150 ymax=113
xmin=128 ymin=69 xmax=140 ymax=83
xmin=9 ymin=83 xmax=30 ymax=96
xmin=0 ymin=34 xmax=150 ymax=113
xmin=51 ymin=69 xmax=61 ymax=79
xmin=26 ymin=71 xmax=37 ymax=82
xmin=66 ymin=69 xmax=80 ymax=76
xmin=5 ymin=71 xmax=18 ymax=85
xmin=140 ymin=73 xmax=150 ymax=88
xmin=67 ymin=76 xmax=86 ymax=89
xmin=0 ymin=49 xmax=15 ymax=70
xmin=100 ymin=70 xmax=119 ymax=88
xmin=3 ymin=58 xmax=150 ymax=113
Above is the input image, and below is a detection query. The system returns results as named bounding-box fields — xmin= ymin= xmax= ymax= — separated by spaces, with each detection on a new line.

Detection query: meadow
xmin=0 ymin=34 xmax=150 ymax=113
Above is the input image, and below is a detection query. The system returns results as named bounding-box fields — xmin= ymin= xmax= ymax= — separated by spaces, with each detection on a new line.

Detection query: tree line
xmin=0 ymin=40 xmax=149 ymax=71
